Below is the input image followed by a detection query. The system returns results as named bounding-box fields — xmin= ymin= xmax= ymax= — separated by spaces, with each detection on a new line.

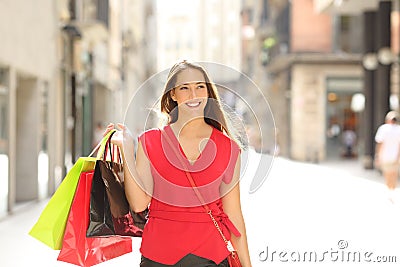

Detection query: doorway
xmin=326 ymin=78 xmax=363 ymax=160
xmin=16 ymin=76 xmax=39 ymax=203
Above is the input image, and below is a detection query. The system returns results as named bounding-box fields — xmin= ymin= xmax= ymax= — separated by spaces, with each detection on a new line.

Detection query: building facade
xmin=315 ymin=0 xmax=399 ymax=168
xmin=0 ymin=0 xmax=60 ymax=217
xmin=156 ymin=0 xmax=241 ymax=72
xmin=268 ymin=0 xmax=363 ymax=162
xmin=0 ymin=0 xmax=156 ymax=219
xmin=243 ymin=0 xmax=398 ymax=163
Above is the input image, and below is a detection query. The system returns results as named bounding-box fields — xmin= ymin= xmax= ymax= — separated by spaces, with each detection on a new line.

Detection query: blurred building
xmin=0 ymin=0 xmax=60 ymax=218
xmin=155 ymin=0 xmax=246 ymax=142
xmin=156 ymin=0 xmax=241 ymax=72
xmin=242 ymin=0 xmax=398 ymax=163
xmin=0 ymin=0 xmax=156 ymax=219
xmin=241 ymin=0 xmax=277 ymax=153
xmin=316 ymin=0 xmax=399 ymax=169
xmin=60 ymin=0 xmax=156 ymax=164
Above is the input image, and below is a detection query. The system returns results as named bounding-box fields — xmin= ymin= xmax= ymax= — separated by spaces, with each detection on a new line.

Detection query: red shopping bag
xmin=57 ymin=171 xmax=132 ymax=267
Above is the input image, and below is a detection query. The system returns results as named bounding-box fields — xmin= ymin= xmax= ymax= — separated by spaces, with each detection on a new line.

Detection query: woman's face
xmin=170 ymin=68 xmax=208 ymax=115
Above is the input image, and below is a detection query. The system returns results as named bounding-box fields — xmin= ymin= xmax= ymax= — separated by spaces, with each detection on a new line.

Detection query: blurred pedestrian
xmin=342 ymin=128 xmax=356 ymax=158
xmin=375 ymin=111 xmax=400 ymax=203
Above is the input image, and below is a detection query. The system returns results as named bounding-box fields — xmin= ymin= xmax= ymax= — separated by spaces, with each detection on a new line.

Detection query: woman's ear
xmin=170 ymin=89 xmax=176 ymax=101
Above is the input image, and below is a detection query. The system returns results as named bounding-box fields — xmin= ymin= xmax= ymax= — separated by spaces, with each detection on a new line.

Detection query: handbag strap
xmin=161 ymin=128 xmax=235 ymax=252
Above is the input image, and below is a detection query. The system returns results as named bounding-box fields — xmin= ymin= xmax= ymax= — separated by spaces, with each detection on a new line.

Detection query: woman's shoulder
xmin=138 ymin=127 xmax=162 ymax=141
xmin=213 ymin=128 xmax=241 ymax=152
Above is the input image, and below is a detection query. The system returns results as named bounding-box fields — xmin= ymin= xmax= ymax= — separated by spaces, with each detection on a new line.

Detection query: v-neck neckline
xmin=165 ymin=124 xmax=215 ymax=166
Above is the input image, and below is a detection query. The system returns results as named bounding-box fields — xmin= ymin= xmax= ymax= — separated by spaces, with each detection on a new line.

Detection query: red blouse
xmin=138 ymin=125 xmax=241 ymax=265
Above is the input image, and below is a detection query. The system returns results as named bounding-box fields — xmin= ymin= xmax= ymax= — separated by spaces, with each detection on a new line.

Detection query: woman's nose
xmin=189 ymin=87 xmax=197 ymax=98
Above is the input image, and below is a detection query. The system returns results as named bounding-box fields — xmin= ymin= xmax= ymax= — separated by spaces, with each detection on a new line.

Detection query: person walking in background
xmin=104 ymin=60 xmax=252 ymax=266
xmin=375 ymin=111 xmax=400 ymax=203
xmin=342 ymin=128 xmax=356 ymax=158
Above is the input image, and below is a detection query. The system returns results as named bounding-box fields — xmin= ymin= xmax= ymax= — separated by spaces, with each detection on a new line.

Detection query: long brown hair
xmin=160 ymin=60 xmax=229 ymax=134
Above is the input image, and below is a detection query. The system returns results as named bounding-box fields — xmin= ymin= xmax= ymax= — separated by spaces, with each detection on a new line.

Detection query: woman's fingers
xmin=103 ymin=123 xmax=115 ymax=136
xmin=102 ymin=123 xmax=133 ymax=145
xmin=116 ymin=123 xmax=126 ymax=130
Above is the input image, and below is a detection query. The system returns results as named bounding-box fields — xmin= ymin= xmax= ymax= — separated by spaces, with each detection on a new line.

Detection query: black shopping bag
xmin=86 ymin=135 xmax=148 ymax=237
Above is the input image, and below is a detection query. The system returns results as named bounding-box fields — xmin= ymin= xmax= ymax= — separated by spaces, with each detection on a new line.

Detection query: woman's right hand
xmin=104 ymin=123 xmax=135 ymax=151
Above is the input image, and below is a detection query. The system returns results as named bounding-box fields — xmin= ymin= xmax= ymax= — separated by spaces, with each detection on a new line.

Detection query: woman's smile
xmin=185 ymin=100 xmax=203 ymax=108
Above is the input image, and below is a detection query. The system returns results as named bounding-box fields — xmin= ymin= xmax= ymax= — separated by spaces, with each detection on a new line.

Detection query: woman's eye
xmin=179 ymin=86 xmax=188 ymax=90
xmin=197 ymin=85 xmax=206 ymax=89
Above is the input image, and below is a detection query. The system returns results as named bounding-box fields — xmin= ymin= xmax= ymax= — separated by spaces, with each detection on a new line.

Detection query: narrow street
xmin=1 ymin=151 xmax=399 ymax=266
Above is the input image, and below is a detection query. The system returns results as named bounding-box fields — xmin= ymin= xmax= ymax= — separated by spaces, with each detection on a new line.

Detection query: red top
xmin=138 ymin=125 xmax=241 ymax=265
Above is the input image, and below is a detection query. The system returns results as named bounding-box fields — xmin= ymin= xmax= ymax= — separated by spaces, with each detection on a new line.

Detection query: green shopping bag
xmin=29 ymin=130 xmax=116 ymax=250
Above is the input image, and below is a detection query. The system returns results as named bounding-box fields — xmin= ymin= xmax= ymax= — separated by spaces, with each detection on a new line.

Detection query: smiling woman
xmin=170 ymin=78 xmax=208 ymax=118
xmin=160 ymin=61 xmax=231 ymax=134
xmin=104 ymin=60 xmax=252 ymax=267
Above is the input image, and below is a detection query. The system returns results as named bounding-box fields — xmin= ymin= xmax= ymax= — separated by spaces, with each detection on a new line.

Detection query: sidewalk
xmin=0 ymin=154 xmax=398 ymax=267
xmin=318 ymin=157 xmax=384 ymax=185
xmin=0 ymin=198 xmax=142 ymax=266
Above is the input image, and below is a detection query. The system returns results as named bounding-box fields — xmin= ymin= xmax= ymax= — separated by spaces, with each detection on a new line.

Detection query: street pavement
xmin=1 ymin=150 xmax=399 ymax=267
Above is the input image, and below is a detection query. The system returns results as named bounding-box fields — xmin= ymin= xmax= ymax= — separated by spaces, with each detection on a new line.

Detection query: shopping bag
xmin=87 ymin=139 xmax=147 ymax=237
xmin=29 ymin=157 xmax=96 ymax=249
xmin=29 ymin=130 xmax=116 ymax=250
xmin=57 ymin=171 xmax=132 ymax=267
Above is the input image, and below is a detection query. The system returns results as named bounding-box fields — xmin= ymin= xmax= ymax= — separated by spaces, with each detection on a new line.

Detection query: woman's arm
xmin=122 ymin=139 xmax=152 ymax=212
xmin=222 ymin=154 xmax=252 ymax=267
xmin=106 ymin=123 xmax=152 ymax=212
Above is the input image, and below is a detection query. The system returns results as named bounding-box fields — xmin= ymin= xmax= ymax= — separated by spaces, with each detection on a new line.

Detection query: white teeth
xmin=186 ymin=102 xmax=201 ymax=107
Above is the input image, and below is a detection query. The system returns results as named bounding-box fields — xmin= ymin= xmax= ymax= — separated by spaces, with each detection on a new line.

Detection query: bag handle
xmin=161 ymin=129 xmax=236 ymax=253
xmin=102 ymin=131 xmax=123 ymax=164
xmin=88 ymin=129 xmax=116 ymax=159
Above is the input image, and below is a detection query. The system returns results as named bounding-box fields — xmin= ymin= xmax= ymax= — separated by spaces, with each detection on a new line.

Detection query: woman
xmin=105 ymin=60 xmax=252 ymax=266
